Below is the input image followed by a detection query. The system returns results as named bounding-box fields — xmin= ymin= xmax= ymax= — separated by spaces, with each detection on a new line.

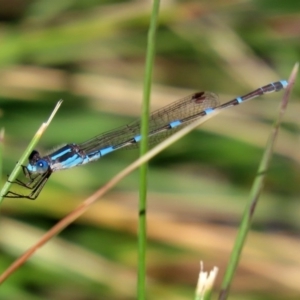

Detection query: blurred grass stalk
xmin=0 ymin=100 xmax=63 ymax=203
xmin=219 ymin=63 xmax=298 ymax=300
xmin=138 ymin=0 xmax=160 ymax=299
xmin=0 ymin=129 xmax=4 ymax=194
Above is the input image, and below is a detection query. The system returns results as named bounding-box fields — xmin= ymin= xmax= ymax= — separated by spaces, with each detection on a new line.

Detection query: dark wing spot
xmin=193 ymin=92 xmax=206 ymax=104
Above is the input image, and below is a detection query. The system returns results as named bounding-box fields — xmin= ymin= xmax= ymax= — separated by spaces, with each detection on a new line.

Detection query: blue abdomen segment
xmin=169 ymin=120 xmax=182 ymax=128
xmin=99 ymin=146 xmax=115 ymax=156
xmin=279 ymin=80 xmax=288 ymax=89
xmin=204 ymin=107 xmax=215 ymax=115
xmin=236 ymin=97 xmax=243 ymax=104
xmin=134 ymin=135 xmax=142 ymax=142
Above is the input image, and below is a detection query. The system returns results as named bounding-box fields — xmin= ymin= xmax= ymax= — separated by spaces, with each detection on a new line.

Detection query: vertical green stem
xmin=0 ymin=129 xmax=4 ymax=197
xmin=137 ymin=1 xmax=160 ymax=299
xmin=218 ymin=64 xmax=296 ymax=299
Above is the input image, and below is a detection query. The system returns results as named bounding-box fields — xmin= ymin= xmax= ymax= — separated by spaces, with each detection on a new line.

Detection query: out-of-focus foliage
xmin=0 ymin=1 xmax=299 ymax=299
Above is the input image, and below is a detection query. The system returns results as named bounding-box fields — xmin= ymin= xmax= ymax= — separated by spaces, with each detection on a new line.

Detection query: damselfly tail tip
xmin=280 ymin=80 xmax=288 ymax=89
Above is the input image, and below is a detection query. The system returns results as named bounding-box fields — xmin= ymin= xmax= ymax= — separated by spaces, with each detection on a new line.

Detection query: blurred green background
xmin=0 ymin=0 xmax=299 ymax=299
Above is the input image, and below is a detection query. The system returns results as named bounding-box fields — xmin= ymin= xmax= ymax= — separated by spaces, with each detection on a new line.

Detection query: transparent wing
xmin=79 ymin=91 xmax=219 ymax=153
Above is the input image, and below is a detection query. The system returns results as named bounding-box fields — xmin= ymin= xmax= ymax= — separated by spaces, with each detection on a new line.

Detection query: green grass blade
xmin=219 ymin=63 xmax=298 ymax=300
xmin=138 ymin=1 xmax=160 ymax=299
xmin=0 ymin=100 xmax=63 ymax=203
xmin=0 ymin=129 xmax=4 ymax=197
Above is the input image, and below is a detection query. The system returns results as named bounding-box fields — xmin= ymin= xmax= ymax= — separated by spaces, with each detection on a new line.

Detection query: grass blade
xmin=0 ymin=100 xmax=63 ymax=203
xmin=219 ymin=63 xmax=298 ymax=300
xmin=0 ymin=129 xmax=4 ymax=195
xmin=138 ymin=1 xmax=160 ymax=298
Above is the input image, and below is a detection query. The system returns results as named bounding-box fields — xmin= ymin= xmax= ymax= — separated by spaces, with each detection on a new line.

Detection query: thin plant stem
xmin=0 ymin=100 xmax=63 ymax=204
xmin=0 ymin=129 xmax=4 ymax=196
xmin=138 ymin=1 xmax=160 ymax=299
